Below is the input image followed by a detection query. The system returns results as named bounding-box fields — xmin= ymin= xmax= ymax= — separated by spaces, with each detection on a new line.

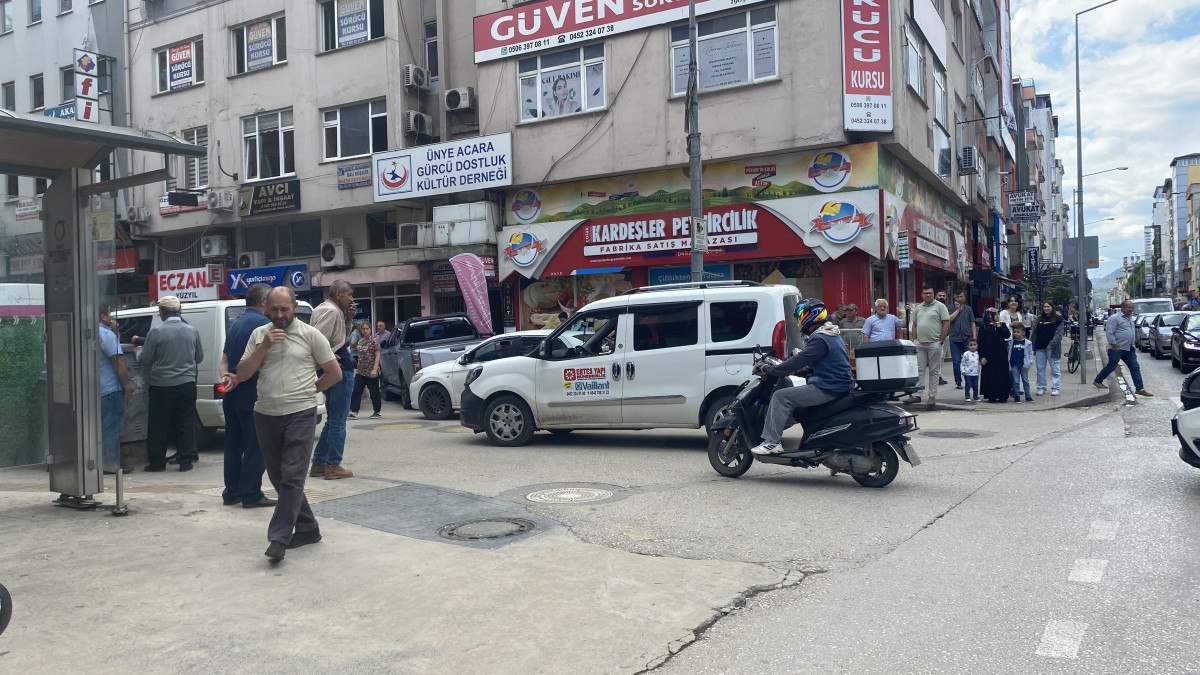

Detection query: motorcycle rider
xmin=750 ymin=299 xmax=856 ymax=456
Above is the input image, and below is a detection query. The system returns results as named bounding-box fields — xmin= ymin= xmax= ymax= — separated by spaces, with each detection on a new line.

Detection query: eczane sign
xmin=152 ymin=267 xmax=219 ymax=301
xmin=841 ymin=0 xmax=893 ymax=132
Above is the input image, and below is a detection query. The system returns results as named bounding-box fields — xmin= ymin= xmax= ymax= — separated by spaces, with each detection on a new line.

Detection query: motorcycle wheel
xmin=708 ymin=425 xmax=753 ymax=478
xmin=0 ymin=582 xmax=10 ymax=637
xmin=852 ymin=441 xmax=901 ymax=488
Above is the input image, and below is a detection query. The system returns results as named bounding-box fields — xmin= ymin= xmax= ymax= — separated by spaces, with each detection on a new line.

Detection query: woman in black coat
xmin=978 ymin=307 xmax=1012 ymax=403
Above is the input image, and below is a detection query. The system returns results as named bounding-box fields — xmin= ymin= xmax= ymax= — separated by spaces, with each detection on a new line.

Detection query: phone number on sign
xmin=567 ymin=25 xmax=615 ymax=41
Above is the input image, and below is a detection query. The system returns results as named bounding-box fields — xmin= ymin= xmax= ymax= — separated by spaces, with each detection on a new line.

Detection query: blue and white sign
xmin=43 ymin=102 xmax=76 ymax=120
xmin=337 ymin=0 xmax=369 ymax=48
xmin=226 ymin=264 xmax=310 ymax=295
xmin=648 ymin=264 xmax=733 ymax=286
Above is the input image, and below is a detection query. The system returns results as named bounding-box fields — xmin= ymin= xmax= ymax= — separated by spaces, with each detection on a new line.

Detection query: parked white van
xmin=113 ymin=298 xmax=318 ymax=438
xmin=459 ymin=281 xmax=804 ymax=446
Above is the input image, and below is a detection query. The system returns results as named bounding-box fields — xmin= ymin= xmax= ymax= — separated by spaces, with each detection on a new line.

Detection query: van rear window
xmin=406 ymin=318 xmax=475 ymax=342
xmin=710 ymin=301 xmax=758 ymax=342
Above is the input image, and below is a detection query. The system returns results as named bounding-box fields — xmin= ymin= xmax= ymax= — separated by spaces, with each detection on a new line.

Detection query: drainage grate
xmin=526 ymin=487 xmax=614 ymax=504
xmin=920 ymin=430 xmax=980 ymax=439
xmin=438 ymin=518 xmax=535 ymax=541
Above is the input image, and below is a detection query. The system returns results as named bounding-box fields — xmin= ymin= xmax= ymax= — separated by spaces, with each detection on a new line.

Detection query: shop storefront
xmin=498 ymin=143 xmax=898 ymax=331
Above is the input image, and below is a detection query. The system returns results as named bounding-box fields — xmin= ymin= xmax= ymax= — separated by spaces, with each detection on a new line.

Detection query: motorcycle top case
xmin=854 ymin=339 xmax=918 ymax=392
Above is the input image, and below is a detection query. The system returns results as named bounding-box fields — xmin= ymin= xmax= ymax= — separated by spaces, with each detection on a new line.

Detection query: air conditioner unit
xmin=320 ymin=238 xmax=352 ymax=269
xmin=959 ymin=146 xmax=980 ymax=174
xmin=206 ymin=189 xmax=235 ymax=212
xmin=200 ymin=235 xmax=230 ymax=258
xmin=445 ymin=87 xmax=475 ymax=112
xmin=403 ymin=64 xmax=431 ymax=92
xmin=127 ymin=205 xmax=150 ymax=223
xmin=404 ymin=111 xmax=434 ymax=137
xmin=238 ymin=251 xmax=267 ymax=268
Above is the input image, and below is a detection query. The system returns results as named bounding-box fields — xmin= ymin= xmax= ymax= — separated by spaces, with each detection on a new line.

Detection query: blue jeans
xmin=949 ymin=339 xmax=969 ymax=386
xmin=222 ymin=395 xmax=266 ymax=504
xmin=1010 ymin=365 xmax=1031 ymax=399
xmin=1095 ymin=348 xmax=1144 ymax=390
xmin=964 ymin=375 xmax=979 ymax=399
xmin=313 ymin=368 xmax=355 ymax=466
xmin=100 ymin=391 xmax=126 ymax=471
xmin=1034 ymin=349 xmax=1061 ymax=392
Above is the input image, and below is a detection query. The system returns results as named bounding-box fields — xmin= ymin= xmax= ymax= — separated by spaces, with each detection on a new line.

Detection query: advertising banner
xmin=159 ymin=192 xmax=208 ymax=216
xmin=75 ymin=99 xmax=100 ymax=124
xmin=449 ymin=253 xmax=494 ymax=336
xmin=15 ymin=198 xmax=41 ymax=221
xmin=337 ymin=162 xmax=372 ymax=189
xmin=168 ymin=43 xmax=194 ymax=91
xmin=841 ymin=0 xmax=893 ymax=132
xmin=42 ymin=102 xmax=75 ymax=120
xmin=74 ymin=73 xmax=99 ymax=101
xmin=473 ymin=0 xmax=771 ymax=63
xmin=246 ymin=21 xmax=275 ymax=71
xmin=151 ymin=267 xmax=220 ymax=302
xmin=1006 ymin=187 xmax=1042 ymax=223
xmin=338 ymin=0 xmax=369 ymax=48
xmin=373 ymin=133 xmax=512 ymax=202
xmin=237 ymin=179 xmax=301 ymax=217
xmin=225 ymin=264 xmax=309 ymax=295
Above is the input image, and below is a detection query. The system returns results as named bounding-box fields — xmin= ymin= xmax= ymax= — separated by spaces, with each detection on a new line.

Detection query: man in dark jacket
xmin=750 ymin=300 xmax=855 ymax=456
xmin=141 ymin=295 xmax=203 ymax=472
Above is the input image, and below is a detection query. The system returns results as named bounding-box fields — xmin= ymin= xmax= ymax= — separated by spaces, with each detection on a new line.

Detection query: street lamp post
xmin=686 ymin=0 xmax=705 ymax=282
xmin=1075 ymin=0 xmax=1121 ymax=383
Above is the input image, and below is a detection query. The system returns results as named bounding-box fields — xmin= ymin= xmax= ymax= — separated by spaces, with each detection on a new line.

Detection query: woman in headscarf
xmin=1031 ymin=300 xmax=1066 ymax=397
xmin=978 ymin=307 xmax=1012 ymax=403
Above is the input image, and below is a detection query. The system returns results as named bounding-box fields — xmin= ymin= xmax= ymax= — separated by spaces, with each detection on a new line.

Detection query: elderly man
xmin=837 ymin=303 xmax=866 ymax=353
xmin=310 ymin=280 xmax=357 ymax=480
xmin=906 ymin=287 xmax=950 ymax=409
xmin=861 ymin=299 xmax=905 ymax=343
xmin=141 ymin=296 xmax=203 ymax=472
xmin=238 ymin=287 xmax=342 ymax=562
xmin=375 ymin=321 xmax=391 ymax=345
xmin=1094 ymin=299 xmax=1152 ymax=397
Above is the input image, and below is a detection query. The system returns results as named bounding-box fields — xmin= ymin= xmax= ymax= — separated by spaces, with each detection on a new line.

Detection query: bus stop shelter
xmin=0 ymin=110 xmax=205 ymax=505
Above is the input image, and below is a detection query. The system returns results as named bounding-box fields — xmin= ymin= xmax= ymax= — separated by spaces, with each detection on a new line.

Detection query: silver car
xmin=1150 ymin=311 xmax=1192 ymax=360
xmin=1136 ymin=313 xmax=1159 ymax=352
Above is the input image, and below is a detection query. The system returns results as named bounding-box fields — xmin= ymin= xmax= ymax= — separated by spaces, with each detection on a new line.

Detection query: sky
xmin=1009 ymin=0 xmax=1200 ymax=280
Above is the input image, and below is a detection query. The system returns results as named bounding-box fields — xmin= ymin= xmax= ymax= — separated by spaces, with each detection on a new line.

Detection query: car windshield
xmin=544 ymin=311 xmax=620 ymax=358
xmin=1161 ymin=313 xmax=1187 ymax=327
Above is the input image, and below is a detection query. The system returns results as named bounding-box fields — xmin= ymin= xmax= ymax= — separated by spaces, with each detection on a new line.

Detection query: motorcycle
xmin=707 ymin=348 xmax=921 ymax=488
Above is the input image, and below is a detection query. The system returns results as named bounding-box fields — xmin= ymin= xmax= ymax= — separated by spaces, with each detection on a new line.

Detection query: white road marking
xmin=1036 ymin=619 xmax=1088 ymax=659
xmin=1069 ymin=558 xmax=1108 ymax=584
xmin=1088 ymin=520 xmax=1119 ymax=541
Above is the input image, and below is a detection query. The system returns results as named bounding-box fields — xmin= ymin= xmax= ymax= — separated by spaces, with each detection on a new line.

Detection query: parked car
xmin=1170 ymin=312 xmax=1200 ymax=373
xmin=1170 ymin=369 xmax=1200 ymax=469
xmin=1135 ymin=313 xmax=1159 ymax=352
xmin=379 ymin=313 xmax=486 ymax=409
xmin=409 ymin=330 xmax=550 ymax=419
xmin=459 ymin=281 xmax=805 ymax=446
xmin=1131 ymin=297 xmax=1175 ymax=316
xmin=1150 ymin=311 xmax=1189 ymax=359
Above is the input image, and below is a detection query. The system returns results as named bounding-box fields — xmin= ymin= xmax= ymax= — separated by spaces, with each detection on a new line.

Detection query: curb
xmin=896 ymin=388 xmax=1112 ymax=413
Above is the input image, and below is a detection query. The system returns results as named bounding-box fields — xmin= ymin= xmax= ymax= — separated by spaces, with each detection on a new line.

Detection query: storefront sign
xmin=15 ymin=198 xmax=41 ymax=221
xmin=99 ymin=248 xmax=139 ymax=275
xmin=473 ymin=0 xmax=771 ymax=63
xmin=10 ymin=255 xmax=43 ymax=276
xmin=338 ymin=0 xmax=369 ymax=48
xmin=1007 ymin=189 xmax=1041 ymax=223
xmin=168 ymin=43 xmax=195 ymax=91
xmin=648 ymin=263 xmax=732 ymax=286
xmin=237 ymin=179 xmax=301 ymax=217
xmin=337 ymin=162 xmax=372 ymax=190
xmin=42 ymin=102 xmax=76 ymax=120
xmin=583 ymin=208 xmax=759 ymax=257
xmin=225 ymin=264 xmax=309 ymax=294
xmin=431 ymin=262 xmax=459 ymax=293
xmin=1026 ymin=247 xmax=1040 ymax=277
xmin=246 ymin=21 xmax=275 ymax=71
xmin=151 ymin=266 xmax=219 ymax=301
xmin=897 ymin=229 xmax=911 ymax=269
xmin=841 ymin=0 xmax=893 ymax=132
xmin=373 ymin=133 xmax=512 ymax=202
xmin=159 ymin=192 xmax=209 ymax=216
xmin=914 ymin=218 xmax=950 ymax=261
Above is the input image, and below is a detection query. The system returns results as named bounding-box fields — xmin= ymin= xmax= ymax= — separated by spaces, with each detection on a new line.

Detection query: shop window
xmin=710 ymin=301 xmax=758 ymax=343
xmin=669 ymin=4 xmax=776 ymax=95
xmin=319 ymin=0 xmax=384 ymax=53
xmin=519 ymin=44 xmax=606 ymax=121
xmin=30 ymin=73 xmax=43 ymax=110
xmin=60 ymin=65 xmax=73 ymax=102
xmin=322 ymin=99 xmax=387 ymax=160
xmin=242 ymin=108 xmax=294 ymax=181
xmin=1 ymin=81 xmax=14 ymax=110
xmin=904 ymin=24 xmax=926 ymax=100
xmin=155 ymin=38 xmax=204 ymax=93
xmin=232 ymin=15 xmax=286 ymax=75
xmin=632 ymin=304 xmax=699 ymax=351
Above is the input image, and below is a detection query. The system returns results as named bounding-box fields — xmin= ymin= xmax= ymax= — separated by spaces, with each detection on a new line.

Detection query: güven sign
xmin=841 ymin=0 xmax=893 ymax=132
xmin=473 ymin=0 xmax=770 ymax=63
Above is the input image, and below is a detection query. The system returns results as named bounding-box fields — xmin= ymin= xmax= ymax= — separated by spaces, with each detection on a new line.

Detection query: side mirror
xmin=458 ymin=354 xmax=469 ymax=365
xmin=1173 ymin=327 xmax=1183 ymax=335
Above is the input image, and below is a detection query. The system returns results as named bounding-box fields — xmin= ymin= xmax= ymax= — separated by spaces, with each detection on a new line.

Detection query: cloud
xmin=1011 ymin=0 xmax=1200 ymax=279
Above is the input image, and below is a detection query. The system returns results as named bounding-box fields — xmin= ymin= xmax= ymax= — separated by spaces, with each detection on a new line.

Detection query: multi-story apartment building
xmin=475 ymin=0 xmax=1017 ymax=330
xmin=0 ymin=0 xmax=132 ymax=292
xmin=1168 ymin=153 xmax=1200 ymax=298
xmin=1011 ymin=80 xmax=1065 ymax=275
xmin=1153 ymin=184 xmax=1172 ymax=295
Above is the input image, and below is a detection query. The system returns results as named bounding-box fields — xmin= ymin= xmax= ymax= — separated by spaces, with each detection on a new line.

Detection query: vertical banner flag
xmin=841 ymin=0 xmax=893 ymax=132
xmin=449 ymin=253 xmax=494 ymax=336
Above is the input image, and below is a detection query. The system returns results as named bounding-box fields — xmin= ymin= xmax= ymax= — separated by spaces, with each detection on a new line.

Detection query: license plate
xmin=901 ymin=443 xmax=921 ymax=466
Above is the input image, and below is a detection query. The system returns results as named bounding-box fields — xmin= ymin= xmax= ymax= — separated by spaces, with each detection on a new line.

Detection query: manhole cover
xmin=920 ymin=430 xmax=980 ymax=439
xmin=437 ymin=518 xmax=535 ymax=541
xmin=526 ymin=487 xmax=614 ymax=504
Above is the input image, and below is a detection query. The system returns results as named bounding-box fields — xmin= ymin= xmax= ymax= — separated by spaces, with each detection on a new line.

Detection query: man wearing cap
xmin=141 ymin=295 xmax=204 ymax=472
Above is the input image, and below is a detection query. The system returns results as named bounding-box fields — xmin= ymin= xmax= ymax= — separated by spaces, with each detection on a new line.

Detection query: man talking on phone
xmin=238 ymin=287 xmax=342 ymax=563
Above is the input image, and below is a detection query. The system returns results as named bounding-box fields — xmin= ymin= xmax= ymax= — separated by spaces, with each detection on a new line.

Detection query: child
xmin=961 ymin=338 xmax=981 ymax=402
xmin=1007 ymin=323 xmax=1035 ymax=403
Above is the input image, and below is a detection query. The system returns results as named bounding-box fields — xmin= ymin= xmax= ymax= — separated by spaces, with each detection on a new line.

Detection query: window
xmin=545 ymin=309 xmax=621 ymax=359
xmin=319 ymin=0 xmax=383 ymax=53
xmin=60 ymin=65 xmax=73 ymax=102
xmin=155 ymin=39 xmax=204 ymax=93
xmin=35 ymin=177 xmax=47 ymax=195
xmin=1 ymin=0 xmax=11 ymax=32
xmin=322 ymin=99 xmax=387 ymax=160
xmin=904 ymin=25 xmax=926 ymax=99
xmin=57 ymin=0 xmax=68 ymax=13
xmin=2 ymin=81 xmax=14 ymax=110
xmin=166 ymin=126 xmax=208 ymax=190
xmin=5 ymin=174 xmax=18 ymax=196
xmin=243 ymin=220 xmax=321 ymax=258
xmin=97 ymin=57 xmax=110 ymax=93
xmin=232 ymin=15 xmax=286 ymax=74
xmin=951 ymin=2 xmax=963 ymax=54
xmin=954 ymin=98 xmax=968 ymax=152
xmin=933 ymin=124 xmax=951 ymax=180
xmin=519 ymin=44 xmax=606 ymax=121
xmin=366 ymin=210 xmax=418 ymax=248
xmin=29 ymin=73 xmax=43 ymax=110
xmin=933 ymin=67 xmax=947 ymax=127
xmin=242 ymin=109 xmax=294 ymax=181
xmin=28 ymin=0 xmax=39 ymax=23
xmin=632 ymin=304 xmax=698 ymax=351
xmin=424 ymin=21 xmax=438 ymax=79
xmin=710 ymin=301 xmax=758 ymax=342
xmin=670 ymin=5 xmax=777 ymax=95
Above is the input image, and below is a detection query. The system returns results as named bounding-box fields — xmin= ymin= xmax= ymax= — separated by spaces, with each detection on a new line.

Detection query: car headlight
xmin=464 ymin=366 xmax=484 ymax=387
xmin=1186 ymin=342 xmax=1200 ymax=351
xmin=410 ymin=372 xmax=423 ymax=383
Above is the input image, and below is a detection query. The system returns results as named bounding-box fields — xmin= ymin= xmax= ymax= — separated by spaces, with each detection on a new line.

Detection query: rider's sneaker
xmin=750 ymin=442 xmax=783 ymax=456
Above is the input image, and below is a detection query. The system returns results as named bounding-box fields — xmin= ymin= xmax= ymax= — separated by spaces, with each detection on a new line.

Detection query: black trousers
xmin=351 ymin=374 xmax=381 ymax=415
xmin=255 ymin=408 xmax=319 ymax=545
xmin=147 ymin=383 xmax=198 ymax=467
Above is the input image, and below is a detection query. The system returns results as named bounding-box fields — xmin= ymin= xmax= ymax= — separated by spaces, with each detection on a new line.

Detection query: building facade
xmin=1169 ymin=153 xmax=1200 ymax=299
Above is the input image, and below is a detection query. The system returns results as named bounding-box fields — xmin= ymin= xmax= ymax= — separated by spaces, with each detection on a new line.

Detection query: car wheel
xmin=418 ymin=384 xmax=454 ymax=420
xmin=399 ymin=378 xmax=415 ymax=410
xmin=483 ymin=395 xmax=535 ymax=447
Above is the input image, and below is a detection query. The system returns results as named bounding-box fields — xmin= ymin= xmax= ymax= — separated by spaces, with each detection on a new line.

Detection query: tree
xmin=1124 ymin=261 xmax=1146 ymax=299
xmin=1046 ymin=277 xmax=1073 ymax=306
